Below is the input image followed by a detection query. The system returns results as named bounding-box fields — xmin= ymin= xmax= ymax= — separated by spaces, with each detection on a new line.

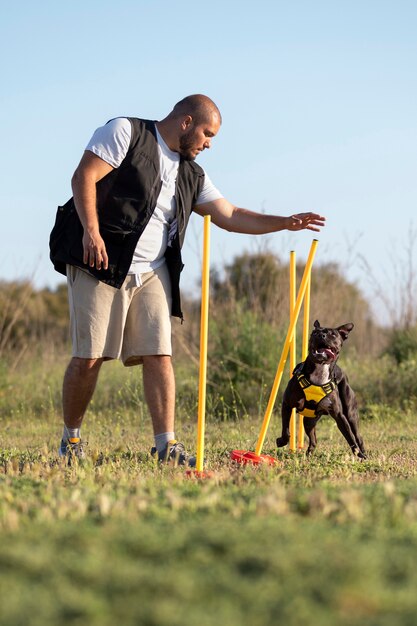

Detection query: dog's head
xmin=308 ymin=320 xmax=354 ymax=364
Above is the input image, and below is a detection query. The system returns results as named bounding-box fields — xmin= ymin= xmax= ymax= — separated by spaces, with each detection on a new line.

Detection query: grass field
xmin=1 ymin=358 xmax=417 ymax=626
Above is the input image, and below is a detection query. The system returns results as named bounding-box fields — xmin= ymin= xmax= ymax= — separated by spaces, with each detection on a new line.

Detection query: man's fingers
xmin=83 ymin=242 xmax=108 ymax=270
xmin=82 ymin=228 xmax=108 ymax=270
xmin=289 ymin=212 xmax=326 ymax=231
xmin=95 ymin=246 xmax=109 ymax=269
xmin=84 ymin=247 xmax=95 ymax=267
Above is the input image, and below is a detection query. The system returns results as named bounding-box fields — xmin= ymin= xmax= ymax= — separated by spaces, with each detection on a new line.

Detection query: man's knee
xmin=142 ymin=355 xmax=173 ymax=373
xmin=142 ymin=355 xmax=171 ymax=363
xmin=67 ymin=357 xmax=104 ymax=377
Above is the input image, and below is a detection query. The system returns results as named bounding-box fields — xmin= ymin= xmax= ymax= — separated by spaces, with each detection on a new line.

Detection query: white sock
xmin=63 ymin=425 xmax=80 ymax=441
xmin=154 ymin=432 xmax=175 ymax=454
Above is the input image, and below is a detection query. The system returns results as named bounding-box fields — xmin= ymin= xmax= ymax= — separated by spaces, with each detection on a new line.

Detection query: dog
xmin=276 ymin=320 xmax=366 ymax=459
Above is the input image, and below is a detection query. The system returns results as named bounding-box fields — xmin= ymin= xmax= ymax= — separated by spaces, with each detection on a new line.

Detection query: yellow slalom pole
xmin=289 ymin=251 xmax=297 ymax=452
xmin=195 ymin=215 xmax=211 ymax=473
xmin=298 ymin=272 xmax=311 ymax=449
xmin=255 ymin=239 xmax=318 ymax=456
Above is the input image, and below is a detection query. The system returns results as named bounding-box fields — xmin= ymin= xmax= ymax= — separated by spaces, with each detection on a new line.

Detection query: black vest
xmin=49 ymin=118 xmax=205 ymax=318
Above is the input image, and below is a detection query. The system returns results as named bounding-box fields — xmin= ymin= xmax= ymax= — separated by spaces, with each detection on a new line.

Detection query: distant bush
xmin=207 ymin=307 xmax=283 ymax=420
xmin=0 ymin=280 xmax=68 ymax=366
xmin=211 ymin=251 xmax=288 ymax=324
xmin=384 ymin=327 xmax=417 ymax=364
xmin=343 ymin=352 xmax=417 ymax=412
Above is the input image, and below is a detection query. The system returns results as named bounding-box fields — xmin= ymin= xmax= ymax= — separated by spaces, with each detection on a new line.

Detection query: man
xmin=50 ymin=94 xmax=325 ymax=466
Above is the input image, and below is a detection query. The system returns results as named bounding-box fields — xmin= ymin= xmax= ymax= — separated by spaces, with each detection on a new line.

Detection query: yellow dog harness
xmin=295 ymin=371 xmax=337 ymax=418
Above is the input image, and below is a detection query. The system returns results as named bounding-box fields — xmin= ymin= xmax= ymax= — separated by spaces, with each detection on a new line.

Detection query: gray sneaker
xmin=150 ymin=440 xmax=196 ymax=467
xmin=59 ymin=437 xmax=85 ymax=464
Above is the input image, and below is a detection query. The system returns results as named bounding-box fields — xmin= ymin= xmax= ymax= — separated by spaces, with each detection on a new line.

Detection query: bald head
xmin=170 ymin=94 xmax=222 ymax=126
xmin=157 ymin=94 xmax=221 ymax=160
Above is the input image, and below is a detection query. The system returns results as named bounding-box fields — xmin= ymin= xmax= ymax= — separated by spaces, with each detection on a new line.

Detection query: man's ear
xmin=181 ymin=115 xmax=193 ymax=131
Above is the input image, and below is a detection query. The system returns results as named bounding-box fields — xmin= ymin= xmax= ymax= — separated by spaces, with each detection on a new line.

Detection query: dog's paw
xmin=352 ymin=448 xmax=367 ymax=460
xmin=276 ymin=437 xmax=288 ymax=448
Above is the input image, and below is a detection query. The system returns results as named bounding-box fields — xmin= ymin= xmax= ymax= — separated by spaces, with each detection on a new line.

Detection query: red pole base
xmin=230 ymin=450 xmax=279 ymax=466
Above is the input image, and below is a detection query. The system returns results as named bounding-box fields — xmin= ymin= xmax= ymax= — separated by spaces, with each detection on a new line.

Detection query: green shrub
xmin=384 ymin=327 xmax=417 ymax=364
xmin=207 ymin=307 xmax=285 ymax=420
xmin=343 ymin=353 xmax=417 ymax=412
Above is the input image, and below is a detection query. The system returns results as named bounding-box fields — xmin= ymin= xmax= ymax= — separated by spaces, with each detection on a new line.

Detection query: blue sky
xmin=1 ymin=0 xmax=416 ymax=323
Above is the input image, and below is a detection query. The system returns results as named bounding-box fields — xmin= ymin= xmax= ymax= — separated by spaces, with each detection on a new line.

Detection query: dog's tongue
xmin=315 ymin=348 xmax=336 ymax=360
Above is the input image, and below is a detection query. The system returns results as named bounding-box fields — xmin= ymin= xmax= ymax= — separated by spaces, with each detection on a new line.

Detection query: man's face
xmin=179 ymin=113 xmax=221 ymax=161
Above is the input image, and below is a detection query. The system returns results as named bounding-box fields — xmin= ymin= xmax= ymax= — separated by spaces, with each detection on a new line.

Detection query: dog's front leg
xmin=276 ymin=402 xmax=292 ymax=448
xmin=338 ymin=377 xmax=367 ymax=457
xmin=333 ymin=413 xmax=366 ymax=459
xmin=303 ymin=417 xmax=320 ymax=455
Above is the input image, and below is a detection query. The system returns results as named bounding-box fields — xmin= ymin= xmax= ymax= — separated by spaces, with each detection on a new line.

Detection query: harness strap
xmin=295 ymin=371 xmax=336 ymax=418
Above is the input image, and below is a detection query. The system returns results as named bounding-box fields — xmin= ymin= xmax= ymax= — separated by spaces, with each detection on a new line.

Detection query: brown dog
xmin=276 ymin=320 xmax=366 ymax=458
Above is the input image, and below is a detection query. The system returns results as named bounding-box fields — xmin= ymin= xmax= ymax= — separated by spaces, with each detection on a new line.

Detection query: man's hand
xmin=287 ymin=212 xmax=326 ymax=232
xmin=82 ymin=229 xmax=109 ymax=270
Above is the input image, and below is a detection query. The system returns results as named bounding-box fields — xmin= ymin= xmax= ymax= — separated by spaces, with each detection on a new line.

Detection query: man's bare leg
xmin=142 ymin=355 xmax=175 ymax=435
xmin=142 ymin=355 xmax=193 ymax=464
xmin=62 ymin=357 xmax=104 ymax=428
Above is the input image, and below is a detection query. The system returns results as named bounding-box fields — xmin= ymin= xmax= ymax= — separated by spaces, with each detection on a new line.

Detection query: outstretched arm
xmin=194 ymin=198 xmax=325 ymax=234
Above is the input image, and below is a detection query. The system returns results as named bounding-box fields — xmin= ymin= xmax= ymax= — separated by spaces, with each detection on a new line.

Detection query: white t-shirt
xmin=86 ymin=117 xmax=222 ymax=276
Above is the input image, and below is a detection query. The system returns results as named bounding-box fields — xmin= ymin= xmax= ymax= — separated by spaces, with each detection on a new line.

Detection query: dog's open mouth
xmin=313 ymin=348 xmax=336 ymax=360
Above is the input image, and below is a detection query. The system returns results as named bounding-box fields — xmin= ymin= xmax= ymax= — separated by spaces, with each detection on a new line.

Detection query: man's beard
xmin=179 ymin=130 xmax=198 ymax=161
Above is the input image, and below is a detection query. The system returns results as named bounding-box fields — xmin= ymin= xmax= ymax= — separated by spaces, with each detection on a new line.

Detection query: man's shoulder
xmin=123 ymin=118 xmax=158 ymax=154
xmin=180 ymin=159 xmax=205 ymax=177
xmin=127 ymin=117 xmax=155 ymax=133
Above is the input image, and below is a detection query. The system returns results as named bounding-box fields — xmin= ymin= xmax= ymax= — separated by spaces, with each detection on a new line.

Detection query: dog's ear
xmin=314 ymin=320 xmax=321 ymax=329
xmin=337 ymin=323 xmax=354 ymax=341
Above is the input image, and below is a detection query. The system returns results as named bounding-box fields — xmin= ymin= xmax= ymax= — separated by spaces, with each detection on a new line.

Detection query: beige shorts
xmin=67 ymin=264 xmax=172 ymax=366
